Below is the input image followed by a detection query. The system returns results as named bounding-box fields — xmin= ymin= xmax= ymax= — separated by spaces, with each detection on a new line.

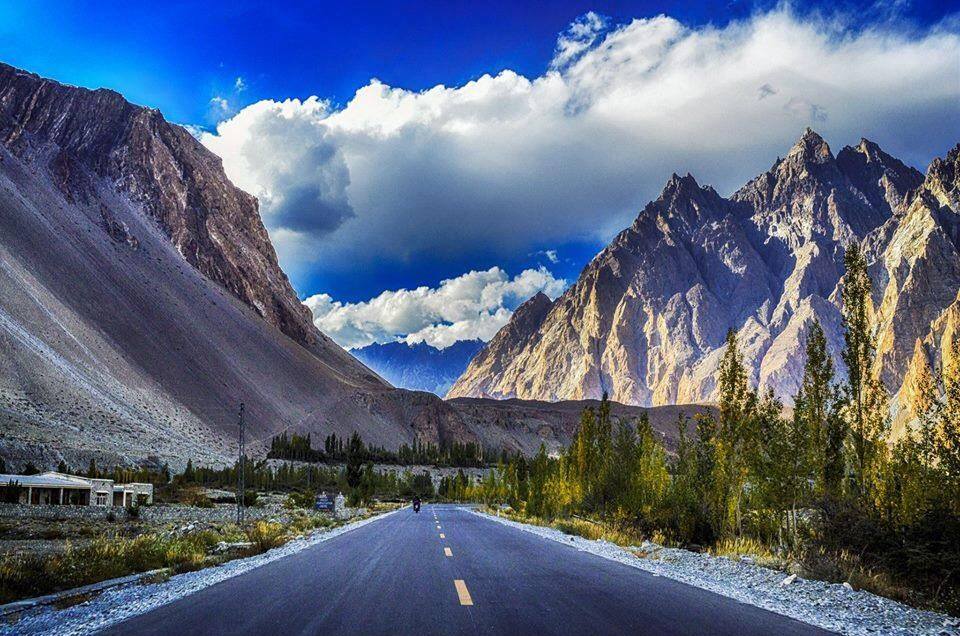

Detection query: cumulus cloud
xmin=235 ymin=76 xmax=246 ymax=92
xmin=201 ymin=7 xmax=960 ymax=280
xmin=304 ymin=266 xmax=566 ymax=349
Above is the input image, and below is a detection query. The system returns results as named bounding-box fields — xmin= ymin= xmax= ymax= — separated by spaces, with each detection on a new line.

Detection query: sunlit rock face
xmin=451 ymin=129 xmax=959 ymax=423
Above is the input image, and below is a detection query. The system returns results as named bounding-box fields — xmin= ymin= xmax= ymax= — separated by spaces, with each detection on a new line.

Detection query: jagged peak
xmin=658 ymin=172 xmax=706 ymax=201
xmin=786 ymin=127 xmax=833 ymax=165
xmin=520 ymin=291 xmax=552 ymax=311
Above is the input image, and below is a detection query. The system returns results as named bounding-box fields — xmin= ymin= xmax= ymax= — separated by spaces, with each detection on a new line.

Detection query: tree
xmin=840 ymin=243 xmax=887 ymax=497
xmin=182 ymin=458 xmax=195 ymax=483
xmin=86 ymin=458 xmax=98 ymax=479
xmin=937 ymin=337 xmax=960 ymax=483
xmin=714 ymin=329 xmax=754 ymax=535
xmin=793 ymin=322 xmax=845 ymax=499
xmin=346 ymin=432 xmax=365 ymax=489
xmin=527 ymin=444 xmax=549 ymax=517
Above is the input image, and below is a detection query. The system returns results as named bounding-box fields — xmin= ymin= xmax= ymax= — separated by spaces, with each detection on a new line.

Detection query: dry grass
xmin=0 ymin=531 xmax=220 ymax=603
xmin=490 ymin=508 xmax=649 ymax=548
xmin=709 ymin=536 xmax=786 ymax=570
xmin=244 ymin=522 xmax=287 ymax=553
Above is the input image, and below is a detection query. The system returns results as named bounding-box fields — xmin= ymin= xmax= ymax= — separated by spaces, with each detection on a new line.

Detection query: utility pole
xmin=237 ymin=402 xmax=245 ymax=525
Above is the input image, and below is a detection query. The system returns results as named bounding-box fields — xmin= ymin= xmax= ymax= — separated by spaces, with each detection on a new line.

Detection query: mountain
xmin=352 ymin=340 xmax=484 ymax=396
xmin=0 ymin=63 xmax=485 ymax=469
xmin=450 ymin=129 xmax=959 ymax=425
xmin=0 ymin=63 xmax=707 ymax=469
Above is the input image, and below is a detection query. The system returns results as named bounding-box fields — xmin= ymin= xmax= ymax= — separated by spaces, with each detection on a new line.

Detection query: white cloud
xmin=533 ymin=249 xmax=559 ymax=263
xmin=210 ymin=96 xmax=230 ymax=112
xmin=235 ymin=76 xmax=246 ymax=92
xmin=304 ymin=266 xmax=566 ymax=349
xmin=201 ymin=8 xmax=960 ymax=278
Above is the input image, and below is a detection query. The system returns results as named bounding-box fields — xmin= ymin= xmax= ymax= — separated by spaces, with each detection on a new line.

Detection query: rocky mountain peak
xmin=924 ymin=143 xmax=960 ymax=211
xmin=836 ymin=138 xmax=924 ymax=215
xmin=787 ymin=127 xmax=833 ymax=165
xmin=511 ymin=291 xmax=553 ymax=329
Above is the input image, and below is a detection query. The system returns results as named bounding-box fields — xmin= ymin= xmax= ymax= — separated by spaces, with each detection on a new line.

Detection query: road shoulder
xmin=469 ymin=509 xmax=958 ymax=636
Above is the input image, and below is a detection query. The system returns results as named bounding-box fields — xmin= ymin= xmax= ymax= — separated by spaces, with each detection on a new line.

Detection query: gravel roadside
xmin=2 ymin=508 xmax=400 ymax=636
xmin=471 ymin=509 xmax=960 ymax=636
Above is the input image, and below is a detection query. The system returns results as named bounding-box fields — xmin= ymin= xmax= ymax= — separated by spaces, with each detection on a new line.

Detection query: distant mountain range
xmin=352 ymin=340 xmax=484 ymax=396
xmin=450 ymin=129 xmax=960 ymax=436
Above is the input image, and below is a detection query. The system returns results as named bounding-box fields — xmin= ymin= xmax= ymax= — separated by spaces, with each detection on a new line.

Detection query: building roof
xmin=0 ymin=472 xmax=95 ymax=488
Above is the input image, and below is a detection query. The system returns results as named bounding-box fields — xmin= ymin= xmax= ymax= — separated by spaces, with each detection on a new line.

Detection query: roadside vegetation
xmin=0 ymin=502 xmax=395 ymax=605
xmin=458 ymin=244 xmax=960 ymax=615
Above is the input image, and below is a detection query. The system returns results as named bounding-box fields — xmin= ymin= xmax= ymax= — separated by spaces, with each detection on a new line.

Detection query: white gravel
xmin=2 ymin=509 xmax=399 ymax=636
xmin=472 ymin=509 xmax=960 ymax=636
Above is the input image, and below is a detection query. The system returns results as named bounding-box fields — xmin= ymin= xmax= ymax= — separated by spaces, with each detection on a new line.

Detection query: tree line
xmin=267 ymin=431 xmax=494 ymax=468
xmin=457 ymin=244 xmax=960 ymax=613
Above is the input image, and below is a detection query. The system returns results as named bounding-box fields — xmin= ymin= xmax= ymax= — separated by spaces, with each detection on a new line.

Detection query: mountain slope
xmin=450 ymin=130 xmax=956 ymax=413
xmin=352 ymin=340 xmax=484 ymax=396
xmin=0 ymin=64 xmax=482 ymax=469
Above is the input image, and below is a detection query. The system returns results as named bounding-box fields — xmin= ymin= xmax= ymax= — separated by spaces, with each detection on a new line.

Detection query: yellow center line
xmin=439 ymin=533 xmax=445 ymax=539
xmin=454 ymin=579 xmax=473 ymax=606
xmin=444 ymin=546 xmax=453 ymax=557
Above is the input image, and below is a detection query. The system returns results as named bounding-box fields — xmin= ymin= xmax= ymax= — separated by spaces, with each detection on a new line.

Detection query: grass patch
xmin=0 ymin=526 xmax=228 ymax=604
xmin=709 ymin=536 xmax=786 ymax=570
xmin=490 ymin=508 xmax=649 ymax=548
xmin=244 ymin=522 xmax=287 ymax=553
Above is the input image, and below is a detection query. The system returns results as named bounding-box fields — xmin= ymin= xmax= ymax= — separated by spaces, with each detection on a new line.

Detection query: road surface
xmin=104 ymin=505 xmax=833 ymax=635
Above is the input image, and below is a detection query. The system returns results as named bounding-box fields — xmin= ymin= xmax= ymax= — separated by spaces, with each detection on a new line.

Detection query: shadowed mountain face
xmin=450 ymin=130 xmax=960 ymax=434
xmin=352 ymin=340 xmax=484 ymax=396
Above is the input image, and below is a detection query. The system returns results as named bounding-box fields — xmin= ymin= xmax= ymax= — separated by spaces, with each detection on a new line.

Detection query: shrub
xmin=284 ymin=490 xmax=315 ymax=510
xmin=245 ymin=521 xmax=287 ymax=553
xmin=180 ymin=487 xmax=213 ymax=508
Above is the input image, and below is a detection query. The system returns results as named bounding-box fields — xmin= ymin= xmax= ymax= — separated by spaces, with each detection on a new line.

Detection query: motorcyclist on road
xmin=413 ymin=496 xmax=421 ymax=512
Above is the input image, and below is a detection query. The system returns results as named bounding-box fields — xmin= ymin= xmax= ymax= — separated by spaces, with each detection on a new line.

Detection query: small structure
xmin=0 ymin=472 xmax=153 ymax=507
xmin=314 ymin=492 xmax=336 ymax=512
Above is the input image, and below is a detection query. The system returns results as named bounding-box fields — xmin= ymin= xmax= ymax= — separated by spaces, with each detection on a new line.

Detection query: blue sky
xmin=2 ymin=1 xmax=958 ymax=348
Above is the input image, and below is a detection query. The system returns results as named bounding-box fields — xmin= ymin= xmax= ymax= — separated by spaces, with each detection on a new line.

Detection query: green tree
xmin=714 ymin=329 xmax=754 ymax=536
xmin=840 ymin=243 xmax=888 ymax=498
xmin=346 ymin=432 xmax=365 ymax=489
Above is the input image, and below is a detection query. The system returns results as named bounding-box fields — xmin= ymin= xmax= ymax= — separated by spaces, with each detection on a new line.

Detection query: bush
xmin=179 ymin=487 xmax=213 ymax=508
xmin=284 ymin=490 xmax=315 ymax=510
xmin=244 ymin=521 xmax=287 ymax=553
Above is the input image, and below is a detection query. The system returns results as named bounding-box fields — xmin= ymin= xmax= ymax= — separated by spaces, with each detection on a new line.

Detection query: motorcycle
xmin=413 ymin=499 xmax=421 ymax=513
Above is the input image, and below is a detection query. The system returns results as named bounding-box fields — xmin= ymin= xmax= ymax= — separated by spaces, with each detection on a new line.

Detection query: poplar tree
xmin=795 ymin=321 xmax=844 ymax=497
xmin=840 ymin=243 xmax=887 ymax=497
xmin=715 ymin=329 xmax=754 ymax=535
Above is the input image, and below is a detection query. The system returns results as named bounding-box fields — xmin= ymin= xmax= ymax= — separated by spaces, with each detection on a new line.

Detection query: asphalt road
xmin=103 ymin=506 xmax=833 ymax=636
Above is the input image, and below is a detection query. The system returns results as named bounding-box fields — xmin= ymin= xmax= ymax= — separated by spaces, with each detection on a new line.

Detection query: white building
xmin=0 ymin=472 xmax=153 ymax=507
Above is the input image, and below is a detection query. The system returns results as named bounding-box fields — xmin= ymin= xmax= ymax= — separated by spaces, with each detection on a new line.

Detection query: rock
xmin=781 ymin=574 xmax=798 ymax=587
xmin=843 ymin=582 xmax=854 ymax=591
xmin=739 ymin=556 xmax=755 ymax=565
